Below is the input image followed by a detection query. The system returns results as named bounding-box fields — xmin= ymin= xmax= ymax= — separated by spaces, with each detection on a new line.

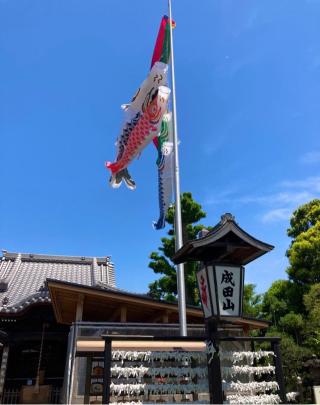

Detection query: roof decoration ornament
xmin=220 ymin=213 xmax=236 ymax=224
xmin=37 ymin=282 xmax=48 ymax=293
xmin=2 ymin=297 xmax=9 ymax=307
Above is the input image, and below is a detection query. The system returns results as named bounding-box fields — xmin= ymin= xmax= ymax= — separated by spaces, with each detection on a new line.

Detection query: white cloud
xmin=261 ymin=208 xmax=292 ymax=223
xmin=273 ymin=191 xmax=316 ymax=205
xmin=300 ymin=151 xmax=320 ymax=165
xmin=280 ymin=176 xmax=320 ymax=192
xmin=204 ymin=176 xmax=320 ymax=223
xmin=207 ymin=190 xmax=317 ymax=207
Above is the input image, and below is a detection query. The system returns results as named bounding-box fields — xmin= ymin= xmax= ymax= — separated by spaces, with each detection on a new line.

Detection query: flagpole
xmin=168 ymin=0 xmax=187 ymax=337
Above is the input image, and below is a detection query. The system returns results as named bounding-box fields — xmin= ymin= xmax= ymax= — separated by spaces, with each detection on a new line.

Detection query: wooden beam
xmin=243 ymin=324 xmax=250 ymax=336
xmin=120 ymin=306 xmax=127 ymax=323
xmin=108 ymin=307 xmax=121 ymax=322
xmin=162 ymin=310 xmax=169 ymax=323
xmin=147 ymin=310 xmax=170 ymax=323
xmin=108 ymin=305 xmax=127 ymax=322
xmin=75 ymin=294 xmax=84 ymax=322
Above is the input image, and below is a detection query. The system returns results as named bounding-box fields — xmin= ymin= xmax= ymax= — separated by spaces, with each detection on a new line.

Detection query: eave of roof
xmin=47 ymin=279 xmax=270 ymax=330
xmin=173 ymin=214 xmax=274 ymax=265
xmin=46 ymin=278 xmax=202 ymax=313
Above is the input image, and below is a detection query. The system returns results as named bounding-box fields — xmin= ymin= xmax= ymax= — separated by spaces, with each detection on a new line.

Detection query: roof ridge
xmin=2 ymin=251 xmax=111 ymax=263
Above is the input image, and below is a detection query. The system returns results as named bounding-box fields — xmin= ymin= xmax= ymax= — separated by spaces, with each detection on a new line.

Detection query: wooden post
xmin=0 ymin=345 xmax=9 ymax=401
xmin=243 ymin=324 xmax=250 ymax=336
xmin=162 ymin=310 xmax=169 ymax=323
xmin=272 ymin=340 xmax=286 ymax=403
xmin=207 ymin=321 xmax=223 ymax=404
xmin=251 ymin=340 xmax=258 ymax=369
xmin=73 ymin=298 xmax=84 ymax=403
xmin=76 ymin=294 xmax=84 ymax=322
xmin=84 ymin=356 xmax=92 ymax=405
xmin=120 ymin=306 xmax=127 ymax=323
xmin=103 ymin=338 xmax=112 ymax=405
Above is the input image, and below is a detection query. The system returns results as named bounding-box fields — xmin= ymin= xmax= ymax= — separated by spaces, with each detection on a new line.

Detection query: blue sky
xmin=1 ymin=0 xmax=320 ymax=295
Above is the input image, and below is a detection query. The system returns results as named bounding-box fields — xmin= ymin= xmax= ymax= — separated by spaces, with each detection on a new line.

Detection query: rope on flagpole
xmin=168 ymin=0 xmax=187 ymax=337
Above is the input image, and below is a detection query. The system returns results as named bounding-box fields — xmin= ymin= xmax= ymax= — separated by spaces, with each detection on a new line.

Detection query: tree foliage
xmin=149 ymin=195 xmax=320 ymax=397
xmin=286 ymin=199 xmax=320 ymax=286
xmin=287 ymin=199 xmax=320 ymax=239
xmin=148 ymin=192 xmax=206 ymax=306
xmin=242 ymin=284 xmax=262 ymax=318
xmin=265 ymin=329 xmax=312 ymax=391
xmin=262 ymin=199 xmax=320 ymax=398
xmin=149 ymin=193 xmax=266 ymax=317
xmin=261 ymin=279 xmax=303 ymax=324
xmin=303 ymin=283 xmax=320 ymax=356
xmin=286 ymin=222 xmax=320 ymax=285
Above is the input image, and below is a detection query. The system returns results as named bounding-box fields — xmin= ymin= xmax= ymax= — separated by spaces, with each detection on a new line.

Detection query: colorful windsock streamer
xmin=153 ymin=112 xmax=174 ymax=230
xmin=107 ymin=62 xmax=169 ymax=189
xmin=151 ymin=16 xmax=175 ymax=229
xmin=151 ymin=15 xmax=174 ymax=69
xmin=106 ymin=15 xmax=176 ymax=232
xmin=106 ymin=85 xmax=170 ymax=175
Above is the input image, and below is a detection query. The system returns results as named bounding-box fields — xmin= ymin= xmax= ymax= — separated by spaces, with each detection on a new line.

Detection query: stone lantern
xmin=173 ymin=213 xmax=273 ymax=322
xmin=172 ymin=213 xmax=274 ymax=403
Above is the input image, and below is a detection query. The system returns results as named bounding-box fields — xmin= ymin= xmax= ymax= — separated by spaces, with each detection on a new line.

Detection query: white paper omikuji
xmin=223 ymin=380 xmax=279 ymax=394
xmin=220 ymin=350 xmax=275 ymax=365
xmin=110 ymin=402 xmax=143 ymax=405
xmin=111 ymin=365 xmax=207 ymax=379
xmin=286 ymin=392 xmax=299 ymax=402
xmin=108 ymin=349 xmax=280 ymax=403
xmin=111 ymin=350 xmax=206 ymax=363
xmin=225 ymin=393 xmax=281 ymax=404
xmin=110 ymin=382 xmax=209 ymax=396
xmin=222 ymin=364 xmax=276 ymax=377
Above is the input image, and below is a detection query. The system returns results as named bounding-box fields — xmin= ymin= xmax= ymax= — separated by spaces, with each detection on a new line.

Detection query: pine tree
xmin=148 ymin=192 xmax=207 ymax=306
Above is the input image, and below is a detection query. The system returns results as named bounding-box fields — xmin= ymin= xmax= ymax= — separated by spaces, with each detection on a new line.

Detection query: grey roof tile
xmin=0 ymin=251 xmax=116 ymax=313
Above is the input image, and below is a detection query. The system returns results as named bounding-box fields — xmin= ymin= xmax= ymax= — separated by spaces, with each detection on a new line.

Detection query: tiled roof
xmin=0 ymin=251 xmax=116 ymax=314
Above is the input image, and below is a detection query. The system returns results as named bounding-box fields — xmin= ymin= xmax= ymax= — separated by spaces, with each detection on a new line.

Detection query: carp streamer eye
xmin=149 ymin=106 xmax=162 ymax=124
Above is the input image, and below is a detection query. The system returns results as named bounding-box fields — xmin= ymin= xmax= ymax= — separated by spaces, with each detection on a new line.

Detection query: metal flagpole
xmin=168 ymin=0 xmax=187 ymax=337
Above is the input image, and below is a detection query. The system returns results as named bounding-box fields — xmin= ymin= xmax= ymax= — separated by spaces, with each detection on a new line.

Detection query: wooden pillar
xmin=72 ymin=295 xmax=85 ymax=403
xmin=0 ymin=345 xmax=9 ymax=401
xmin=75 ymin=294 xmax=84 ymax=322
xmin=84 ymin=356 xmax=92 ymax=405
xmin=272 ymin=340 xmax=286 ymax=403
xmin=243 ymin=324 xmax=250 ymax=336
xmin=103 ymin=338 xmax=112 ymax=405
xmin=162 ymin=310 xmax=169 ymax=323
xmin=120 ymin=306 xmax=127 ymax=323
xmin=207 ymin=321 xmax=223 ymax=404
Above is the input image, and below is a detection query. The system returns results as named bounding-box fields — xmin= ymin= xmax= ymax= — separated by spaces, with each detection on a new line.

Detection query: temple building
xmin=0 ymin=215 xmax=283 ymax=404
xmin=0 ymin=252 xmax=115 ymax=403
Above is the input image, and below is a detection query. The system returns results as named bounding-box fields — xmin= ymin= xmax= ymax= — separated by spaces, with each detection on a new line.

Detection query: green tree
xmin=303 ymin=283 xmax=320 ymax=320
xmin=286 ymin=199 xmax=320 ymax=286
xmin=262 ymin=199 xmax=320 ymax=397
xmin=287 ymin=222 xmax=320 ymax=285
xmin=278 ymin=312 xmax=304 ymax=344
xmin=303 ymin=283 xmax=320 ymax=355
xmin=261 ymin=279 xmax=303 ymax=325
xmin=265 ymin=330 xmax=312 ymax=392
xmin=148 ymin=192 xmax=207 ymax=306
xmin=242 ymin=284 xmax=262 ymax=318
xmin=287 ymin=199 xmax=320 ymax=239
